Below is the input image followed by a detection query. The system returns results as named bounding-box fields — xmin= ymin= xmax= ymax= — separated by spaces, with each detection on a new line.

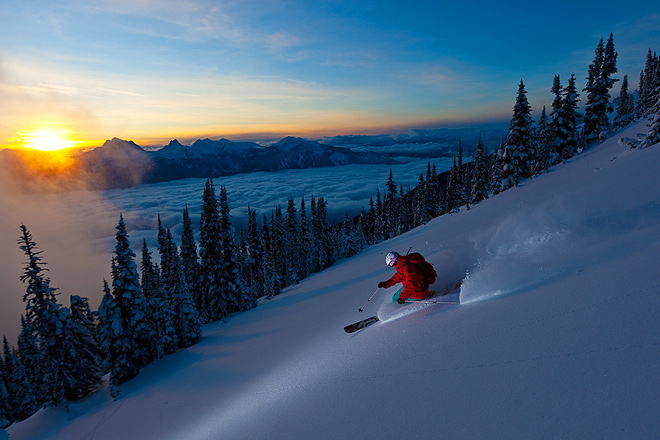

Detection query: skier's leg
xmin=392 ymin=287 xmax=404 ymax=302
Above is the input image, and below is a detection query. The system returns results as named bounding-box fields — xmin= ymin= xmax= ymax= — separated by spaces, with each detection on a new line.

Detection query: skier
xmin=378 ymin=251 xmax=436 ymax=304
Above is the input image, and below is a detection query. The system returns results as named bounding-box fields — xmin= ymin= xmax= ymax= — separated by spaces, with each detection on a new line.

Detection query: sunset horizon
xmin=3 ymin=1 xmax=658 ymax=152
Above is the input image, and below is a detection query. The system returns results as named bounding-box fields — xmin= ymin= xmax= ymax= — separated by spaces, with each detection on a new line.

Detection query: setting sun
xmin=16 ymin=128 xmax=78 ymax=151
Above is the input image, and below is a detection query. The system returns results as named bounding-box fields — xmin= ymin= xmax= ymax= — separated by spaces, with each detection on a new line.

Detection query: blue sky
xmin=1 ymin=0 xmax=659 ymax=147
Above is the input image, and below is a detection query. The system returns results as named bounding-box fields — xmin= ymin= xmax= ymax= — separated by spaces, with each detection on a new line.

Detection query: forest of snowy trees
xmin=2 ymin=35 xmax=660 ymax=428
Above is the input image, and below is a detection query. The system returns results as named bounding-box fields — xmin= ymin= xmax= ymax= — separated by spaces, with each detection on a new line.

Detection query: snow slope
xmin=6 ymin=120 xmax=660 ymax=439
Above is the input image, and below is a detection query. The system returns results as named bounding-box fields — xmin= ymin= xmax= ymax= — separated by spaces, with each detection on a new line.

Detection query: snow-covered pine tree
xmin=261 ymin=214 xmax=281 ymax=299
xmin=365 ymin=196 xmax=376 ymax=244
xmin=180 ymin=205 xmax=201 ymax=310
xmin=313 ymin=197 xmax=333 ymax=269
xmin=218 ymin=185 xmax=247 ymax=313
xmin=142 ymin=240 xmax=177 ymax=359
xmin=285 ymin=197 xmax=301 ymax=285
xmin=636 ymin=48 xmax=656 ymax=117
xmin=471 ymin=135 xmax=490 ymax=203
xmin=642 ymin=52 xmax=660 ymax=147
xmin=17 ymin=225 xmax=71 ymax=407
xmin=549 ymin=74 xmax=564 ymax=165
xmin=246 ymin=206 xmax=265 ymax=299
xmin=270 ymin=206 xmax=286 ymax=290
xmin=446 ymin=156 xmax=459 ymax=212
xmin=614 ymin=74 xmax=635 ymax=128
xmin=198 ymin=179 xmax=225 ymax=321
xmin=535 ymin=106 xmax=553 ymax=173
xmin=490 ymin=138 xmax=505 ymax=195
xmin=96 ymin=280 xmax=121 ymax=396
xmin=165 ymin=231 xmax=202 ymax=348
xmin=425 ymin=162 xmax=440 ymax=218
xmin=63 ymin=295 xmax=103 ymax=401
xmin=396 ymin=183 xmax=412 ymax=234
xmin=110 ymin=215 xmax=150 ymax=383
xmin=430 ymin=162 xmax=443 ymax=215
xmin=298 ymin=197 xmax=312 ymax=278
xmin=383 ymin=170 xmax=398 ymax=238
xmin=13 ymin=317 xmax=39 ymax=418
xmin=373 ymin=189 xmax=385 ymax=242
xmin=0 ymin=356 xmax=10 ymax=428
xmin=559 ymin=74 xmax=581 ymax=159
xmin=583 ymin=34 xmax=618 ymax=144
xmin=501 ymin=79 xmax=535 ymax=189
xmin=413 ymin=174 xmax=432 ymax=225
xmin=456 ymin=138 xmax=467 ymax=206
xmin=355 ymin=210 xmax=368 ymax=250
xmin=340 ymin=211 xmax=359 ymax=258
xmin=1 ymin=338 xmax=15 ymax=426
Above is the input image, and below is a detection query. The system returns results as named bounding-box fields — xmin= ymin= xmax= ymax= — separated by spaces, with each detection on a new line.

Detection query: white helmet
xmin=385 ymin=251 xmax=399 ymax=267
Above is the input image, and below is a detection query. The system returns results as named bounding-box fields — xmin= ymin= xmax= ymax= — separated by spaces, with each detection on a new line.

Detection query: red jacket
xmin=383 ymin=257 xmax=430 ymax=301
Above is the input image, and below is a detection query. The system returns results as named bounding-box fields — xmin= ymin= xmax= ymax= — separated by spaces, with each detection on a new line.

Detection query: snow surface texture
xmin=6 ymin=120 xmax=660 ymax=439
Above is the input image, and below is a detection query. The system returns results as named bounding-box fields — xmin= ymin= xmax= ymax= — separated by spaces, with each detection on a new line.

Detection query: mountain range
xmin=80 ymin=136 xmax=398 ymax=189
xmin=1 ymin=136 xmax=398 ymax=190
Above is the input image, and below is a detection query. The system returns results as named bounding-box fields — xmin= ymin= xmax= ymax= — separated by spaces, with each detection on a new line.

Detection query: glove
xmin=397 ymin=298 xmax=406 ymax=304
xmin=378 ymin=281 xmax=387 ymax=288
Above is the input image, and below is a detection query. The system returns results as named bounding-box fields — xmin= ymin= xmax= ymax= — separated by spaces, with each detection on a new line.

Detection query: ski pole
xmin=358 ymin=287 xmax=380 ymax=313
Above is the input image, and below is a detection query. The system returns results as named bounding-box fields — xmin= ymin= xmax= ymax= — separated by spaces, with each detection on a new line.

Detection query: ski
xmin=344 ymin=316 xmax=379 ymax=333
xmin=405 ymin=299 xmax=460 ymax=305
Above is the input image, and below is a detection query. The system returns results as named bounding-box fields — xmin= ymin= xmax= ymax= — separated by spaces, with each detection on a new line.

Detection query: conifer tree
xmin=261 ymin=214 xmax=280 ymax=299
xmin=355 ymin=210 xmax=368 ymax=250
xmin=166 ymin=231 xmax=202 ymax=347
xmin=14 ymin=316 xmax=39 ymax=417
xmin=270 ymin=206 xmax=286 ymax=289
xmin=490 ymin=138 xmax=505 ymax=195
xmin=637 ymin=49 xmax=656 ymax=117
xmin=0 ymin=357 xmax=10 ymax=428
xmin=1 ymin=338 xmax=15 ymax=425
xmin=246 ymin=206 xmax=265 ymax=298
xmin=142 ymin=240 xmax=177 ymax=358
xmin=218 ymin=185 xmax=244 ymax=313
xmin=63 ymin=296 xmax=103 ymax=401
xmin=642 ymin=54 xmax=660 ymax=147
xmin=614 ymin=74 xmax=635 ymax=128
xmin=560 ymin=74 xmax=581 ymax=157
xmin=583 ymin=34 xmax=618 ymax=144
xmin=471 ymin=135 xmax=490 ymax=203
xmin=395 ymin=184 xmax=409 ymax=233
xmin=198 ymin=179 xmax=224 ymax=321
xmin=501 ymin=79 xmax=534 ymax=189
xmin=96 ymin=280 xmax=120 ymax=393
xmin=180 ymin=205 xmax=201 ymax=309
xmin=365 ymin=196 xmax=376 ymax=244
xmin=549 ymin=74 xmax=564 ymax=164
xmin=383 ymin=170 xmax=397 ymax=238
xmin=535 ymin=106 xmax=553 ymax=173
xmin=340 ymin=212 xmax=359 ymax=258
xmin=446 ymin=157 xmax=460 ymax=212
xmin=17 ymin=225 xmax=70 ymax=407
xmin=373 ymin=189 xmax=385 ymax=241
xmin=313 ymin=197 xmax=332 ymax=269
xmin=285 ymin=197 xmax=301 ymax=285
xmin=298 ymin=198 xmax=312 ymax=278
xmin=456 ymin=138 xmax=466 ymax=206
xmin=109 ymin=215 xmax=150 ymax=384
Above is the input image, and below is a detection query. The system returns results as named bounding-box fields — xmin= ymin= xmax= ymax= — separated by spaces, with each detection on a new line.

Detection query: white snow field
xmin=6 ymin=119 xmax=660 ymax=439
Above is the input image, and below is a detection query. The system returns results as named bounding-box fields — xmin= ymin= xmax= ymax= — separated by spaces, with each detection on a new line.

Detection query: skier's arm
xmin=382 ymin=272 xmax=403 ymax=288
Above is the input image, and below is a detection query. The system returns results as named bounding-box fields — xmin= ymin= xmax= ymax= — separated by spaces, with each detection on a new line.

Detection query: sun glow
xmin=15 ymin=128 xmax=79 ymax=151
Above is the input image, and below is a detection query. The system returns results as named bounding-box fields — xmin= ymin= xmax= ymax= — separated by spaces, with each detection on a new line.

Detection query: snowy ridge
xmin=6 ymin=120 xmax=660 ymax=439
